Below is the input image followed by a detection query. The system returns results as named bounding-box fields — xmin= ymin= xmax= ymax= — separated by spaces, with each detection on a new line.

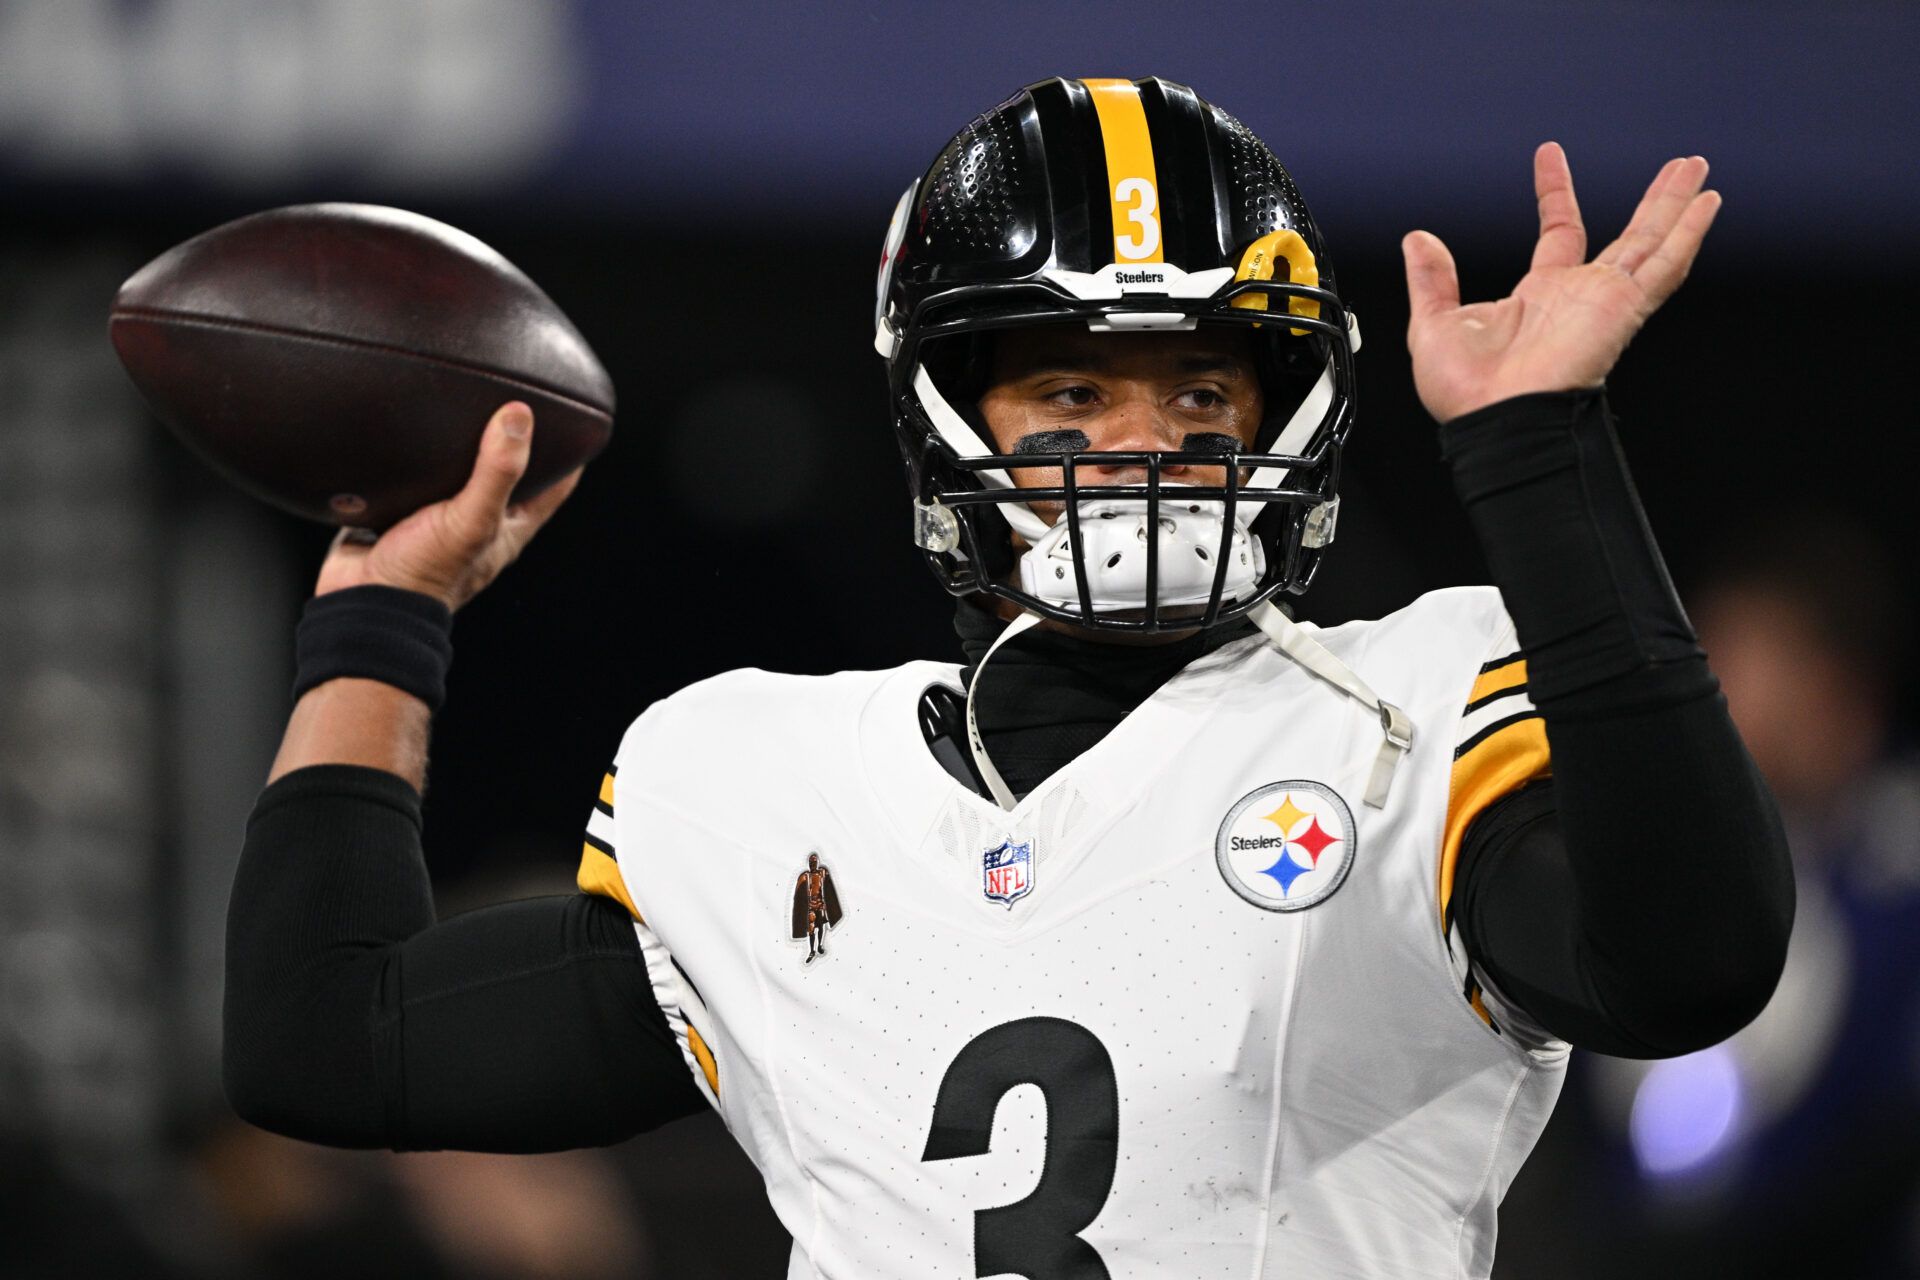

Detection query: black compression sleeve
xmin=1445 ymin=391 xmax=1794 ymax=1057
xmin=223 ymin=765 xmax=705 ymax=1151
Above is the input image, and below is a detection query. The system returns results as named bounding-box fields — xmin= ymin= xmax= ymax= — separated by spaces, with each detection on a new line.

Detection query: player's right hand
xmin=313 ymin=402 xmax=583 ymax=610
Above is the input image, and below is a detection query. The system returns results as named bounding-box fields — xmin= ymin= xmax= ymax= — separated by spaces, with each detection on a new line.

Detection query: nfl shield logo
xmin=982 ymin=839 xmax=1033 ymax=907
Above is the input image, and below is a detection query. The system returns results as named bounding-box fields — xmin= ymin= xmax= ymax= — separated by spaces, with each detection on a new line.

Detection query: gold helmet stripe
xmin=1080 ymin=78 xmax=1164 ymax=264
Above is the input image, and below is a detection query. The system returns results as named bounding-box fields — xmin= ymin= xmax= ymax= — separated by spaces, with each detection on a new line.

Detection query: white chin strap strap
xmin=1247 ymin=601 xmax=1411 ymax=809
xmin=965 ymin=611 xmax=1045 ymax=809
xmin=964 ymin=600 xmax=1412 ymax=814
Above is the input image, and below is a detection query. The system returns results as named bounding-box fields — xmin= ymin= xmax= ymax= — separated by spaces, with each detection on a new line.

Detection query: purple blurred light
xmin=1628 ymin=1045 xmax=1745 ymax=1178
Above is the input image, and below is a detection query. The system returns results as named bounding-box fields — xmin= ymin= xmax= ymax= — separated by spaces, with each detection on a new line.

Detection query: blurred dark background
xmin=1 ymin=1 xmax=1916 ymax=1276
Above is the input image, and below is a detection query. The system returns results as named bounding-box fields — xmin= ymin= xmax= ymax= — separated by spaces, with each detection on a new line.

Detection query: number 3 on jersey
xmin=923 ymin=1018 xmax=1119 ymax=1280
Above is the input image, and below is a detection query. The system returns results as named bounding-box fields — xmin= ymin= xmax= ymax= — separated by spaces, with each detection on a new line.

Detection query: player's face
xmin=976 ymin=325 xmax=1264 ymax=522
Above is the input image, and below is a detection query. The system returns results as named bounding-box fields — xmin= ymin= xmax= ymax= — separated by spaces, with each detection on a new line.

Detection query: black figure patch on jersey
xmin=1214 ymin=780 xmax=1357 ymax=912
xmin=790 ymin=853 xmax=844 ymax=964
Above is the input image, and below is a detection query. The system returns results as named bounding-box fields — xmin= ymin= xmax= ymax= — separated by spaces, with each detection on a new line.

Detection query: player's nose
xmin=1083 ymin=396 xmax=1190 ymax=483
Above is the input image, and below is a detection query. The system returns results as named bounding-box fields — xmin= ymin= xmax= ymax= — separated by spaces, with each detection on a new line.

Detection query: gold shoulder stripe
xmin=1437 ymin=716 xmax=1552 ymax=926
xmin=1466 ymin=657 xmax=1528 ymax=708
xmin=1080 ymin=78 xmax=1163 ymax=264
xmin=577 ymin=844 xmax=642 ymax=922
xmin=686 ymin=1022 xmax=720 ymax=1098
xmin=598 ymin=771 xmax=615 ymax=808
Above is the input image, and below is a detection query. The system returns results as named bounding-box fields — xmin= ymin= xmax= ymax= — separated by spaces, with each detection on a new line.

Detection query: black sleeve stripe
xmin=1478 ymin=651 xmax=1524 ymax=676
xmin=1464 ymin=682 xmax=1530 ymax=715
xmin=670 ymin=956 xmax=708 ymax=1010
xmin=1453 ymin=709 xmax=1544 ymax=760
xmin=593 ymin=797 xmax=614 ymax=818
xmin=583 ymin=829 xmax=615 ymax=858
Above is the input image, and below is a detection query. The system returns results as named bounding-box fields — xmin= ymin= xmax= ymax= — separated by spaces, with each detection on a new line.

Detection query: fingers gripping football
xmin=314 ymin=402 xmax=583 ymax=609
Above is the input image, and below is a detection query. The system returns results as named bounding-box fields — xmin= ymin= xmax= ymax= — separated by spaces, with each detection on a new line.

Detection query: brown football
xmin=110 ymin=203 xmax=614 ymax=529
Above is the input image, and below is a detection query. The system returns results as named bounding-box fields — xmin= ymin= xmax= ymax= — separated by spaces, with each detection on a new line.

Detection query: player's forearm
xmin=269 ymin=678 xmax=430 ymax=787
xmin=1444 ymin=390 xmax=1793 ymax=1055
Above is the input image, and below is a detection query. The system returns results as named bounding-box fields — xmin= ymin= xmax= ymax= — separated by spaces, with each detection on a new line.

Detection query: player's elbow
xmin=222 ymin=957 xmax=395 ymax=1148
xmin=222 ymin=1027 xmax=389 ymax=1148
xmin=1602 ymin=888 xmax=1796 ymax=1059
xmin=219 ymin=1022 xmax=348 ymax=1148
xmin=222 ymin=1039 xmax=313 ymax=1141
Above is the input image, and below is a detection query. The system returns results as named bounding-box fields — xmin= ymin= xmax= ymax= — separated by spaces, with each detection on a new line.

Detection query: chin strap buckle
xmin=1378 ymin=700 xmax=1412 ymax=752
xmin=1302 ymin=497 xmax=1340 ymax=549
xmin=913 ymin=499 xmax=960 ymax=553
xmin=1363 ymin=701 xmax=1413 ymax=810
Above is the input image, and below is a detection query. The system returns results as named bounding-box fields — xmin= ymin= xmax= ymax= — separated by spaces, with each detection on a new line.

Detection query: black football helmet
xmin=875 ymin=76 xmax=1360 ymax=632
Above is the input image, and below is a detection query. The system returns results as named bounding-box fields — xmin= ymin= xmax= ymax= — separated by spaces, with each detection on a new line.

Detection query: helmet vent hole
xmin=1106 ymin=552 xmax=1124 ymax=569
xmin=1196 ymin=547 xmax=1210 ymax=561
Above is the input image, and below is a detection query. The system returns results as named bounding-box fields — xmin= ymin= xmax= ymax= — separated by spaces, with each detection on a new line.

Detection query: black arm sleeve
xmin=1445 ymin=390 xmax=1794 ymax=1058
xmin=223 ymin=765 xmax=706 ymax=1152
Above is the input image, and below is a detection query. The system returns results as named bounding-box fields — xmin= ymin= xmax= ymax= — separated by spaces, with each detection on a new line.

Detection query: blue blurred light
xmin=1628 ymin=1046 xmax=1745 ymax=1178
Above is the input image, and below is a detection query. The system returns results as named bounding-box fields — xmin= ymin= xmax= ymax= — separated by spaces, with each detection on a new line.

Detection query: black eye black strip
xmin=1179 ymin=432 xmax=1241 ymax=455
xmin=1012 ymin=429 xmax=1092 ymax=454
xmin=1008 ymin=430 xmax=1240 ymax=456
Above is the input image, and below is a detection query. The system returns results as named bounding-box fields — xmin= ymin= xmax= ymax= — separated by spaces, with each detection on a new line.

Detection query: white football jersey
xmin=576 ymin=586 xmax=1567 ymax=1279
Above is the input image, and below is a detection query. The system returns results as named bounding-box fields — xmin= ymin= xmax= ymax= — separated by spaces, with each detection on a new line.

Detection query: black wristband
xmin=1440 ymin=389 xmax=1704 ymax=707
xmin=292 ymin=585 xmax=454 ymax=711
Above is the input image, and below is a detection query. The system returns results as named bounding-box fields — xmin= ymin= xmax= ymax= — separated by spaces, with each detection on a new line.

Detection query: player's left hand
xmin=1402 ymin=143 xmax=1720 ymax=423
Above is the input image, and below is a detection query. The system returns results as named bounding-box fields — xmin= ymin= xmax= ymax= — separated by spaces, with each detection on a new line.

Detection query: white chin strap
xmin=1246 ymin=601 xmax=1411 ymax=809
xmin=965 ymin=611 xmax=1045 ymax=809
xmin=964 ymin=598 xmax=1412 ymax=815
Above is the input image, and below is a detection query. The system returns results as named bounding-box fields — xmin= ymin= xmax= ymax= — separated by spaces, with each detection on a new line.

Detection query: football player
xmin=225 ymin=79 xmax=1791 ymax=1277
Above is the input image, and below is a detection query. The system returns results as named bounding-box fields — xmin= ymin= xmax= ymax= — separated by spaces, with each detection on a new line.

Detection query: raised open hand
xmin=314 ymin=401 xmax=583 ymax=610
xmin=1403 ymin=143 xmax=1721 ymax=423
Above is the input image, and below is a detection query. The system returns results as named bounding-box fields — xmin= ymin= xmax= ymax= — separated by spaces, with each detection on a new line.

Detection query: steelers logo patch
xmin=1215 ymin=780 xmax=1356 ymax=912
